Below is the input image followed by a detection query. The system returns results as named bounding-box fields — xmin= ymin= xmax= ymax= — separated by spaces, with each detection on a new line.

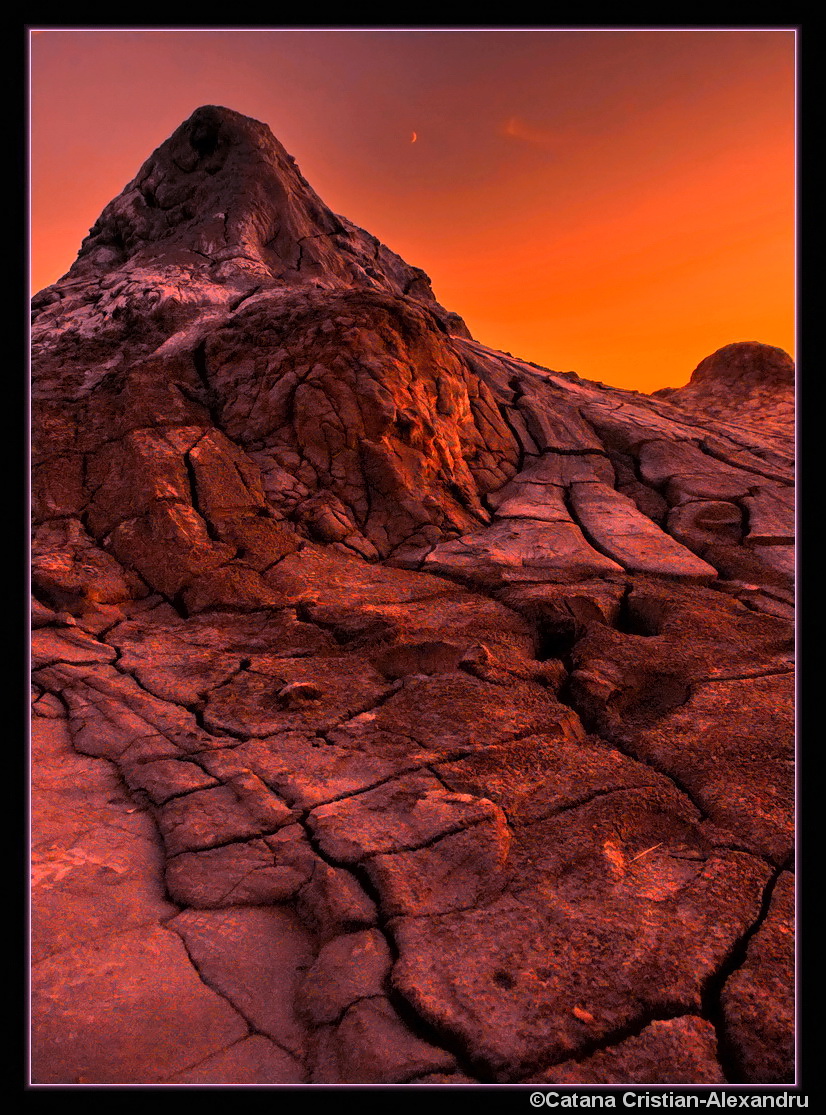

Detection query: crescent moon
xmin=411 ymin=131 xmax=417 ymax=143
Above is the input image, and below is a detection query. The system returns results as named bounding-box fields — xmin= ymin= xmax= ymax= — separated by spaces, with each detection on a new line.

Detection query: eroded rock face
xmin=31 ymin=106 xmax=794 ymax=1086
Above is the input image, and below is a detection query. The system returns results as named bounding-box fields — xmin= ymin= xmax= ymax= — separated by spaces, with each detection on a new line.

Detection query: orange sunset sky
xmin=29 ymin=27 xmax=796 ymax=393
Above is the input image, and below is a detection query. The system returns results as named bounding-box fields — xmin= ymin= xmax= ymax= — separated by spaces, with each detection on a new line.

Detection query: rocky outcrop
xmin=653 ymin=341 xmax=794 ymax=454
xmin=31 ymin=107 xmax=794 ymax=1086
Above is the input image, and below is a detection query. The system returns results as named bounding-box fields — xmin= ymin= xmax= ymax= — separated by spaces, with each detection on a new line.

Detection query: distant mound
xmin=653 ymin=342 xmax=794 ymax=450
xmin=684 ymin=342 xmax=794 ymax=392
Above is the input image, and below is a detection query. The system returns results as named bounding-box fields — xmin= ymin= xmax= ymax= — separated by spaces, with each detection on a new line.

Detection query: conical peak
xmin=69 ymin=105 xmax=336 ymax=277
xmin=164 ymin=105 xmax=310 ymax=185
xmin=58 ymin=106 xmax=467 ymax=335
xmin=181 ymin=104 xmax=273 ymax=152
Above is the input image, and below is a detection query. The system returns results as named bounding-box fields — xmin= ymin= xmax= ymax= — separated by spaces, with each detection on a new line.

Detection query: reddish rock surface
xmin=31 ymin=106 xmax=795 ymax=1086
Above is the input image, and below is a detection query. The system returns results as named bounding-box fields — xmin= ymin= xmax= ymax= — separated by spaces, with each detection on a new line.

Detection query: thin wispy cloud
xmin=500 ymin=115 xmax=556 ymax=147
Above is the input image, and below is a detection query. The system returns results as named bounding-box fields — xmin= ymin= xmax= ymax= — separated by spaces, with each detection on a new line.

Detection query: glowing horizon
xmin=30 ymin=27 xmax=795 ymax=393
